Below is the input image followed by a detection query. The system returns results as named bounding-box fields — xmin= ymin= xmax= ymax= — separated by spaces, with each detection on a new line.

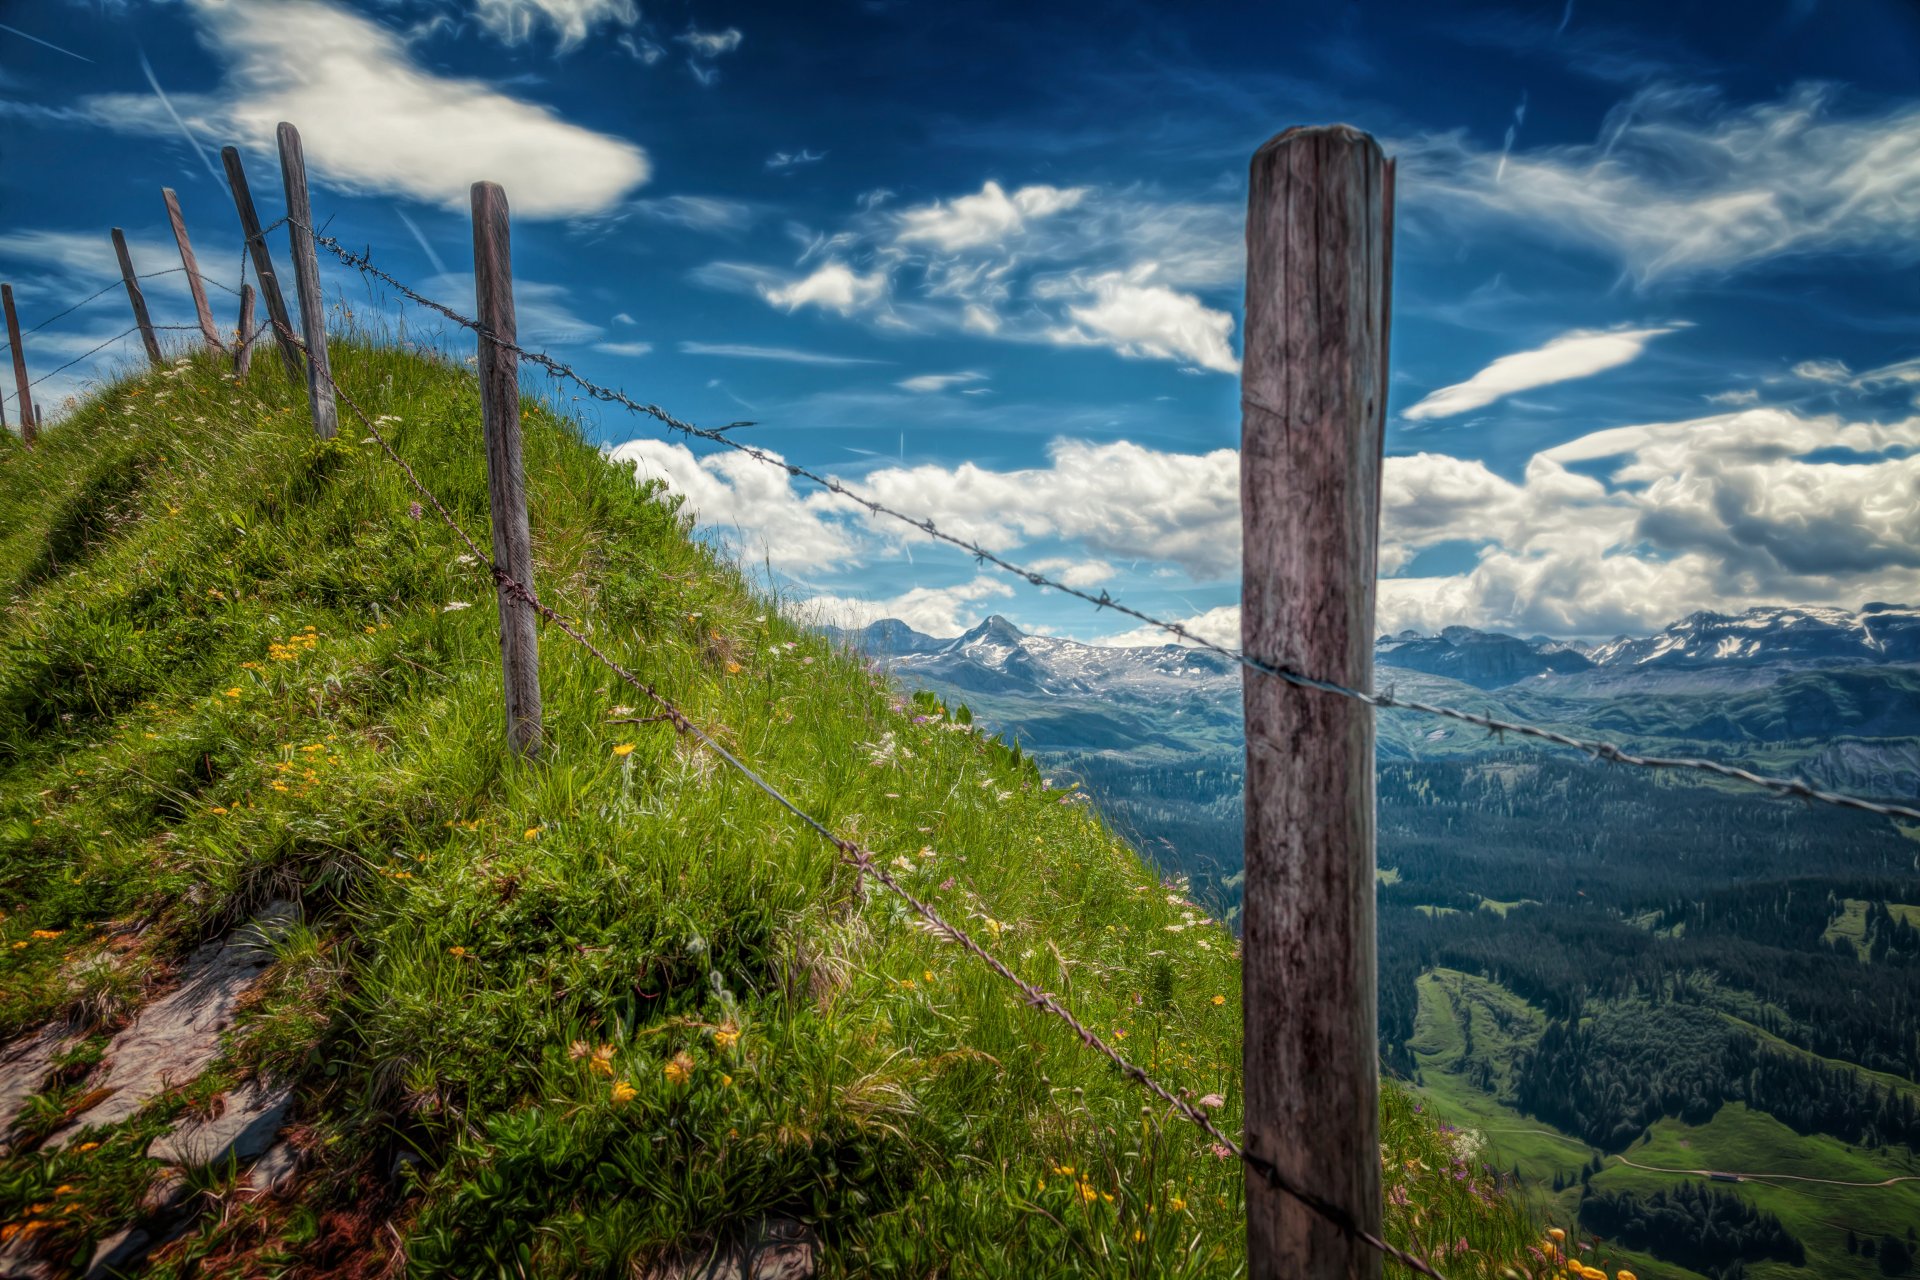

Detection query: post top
xmin=1251 ymin=123 xmax=1384 ymax=165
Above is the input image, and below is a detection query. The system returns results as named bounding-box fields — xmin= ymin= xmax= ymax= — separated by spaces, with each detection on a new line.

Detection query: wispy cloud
xmin=676 ymin=27 xmax=743 ymax=57
xmin=592 ymin=340 xmax=653 ymax=357
xmin=0 ymin=20 xmax=94 ymax=63
xmin=1403 ymin=326 xmax=1676 ymax=420
xmin=898 ymin=371 xmax=987 ymax=393
xmin=138 ymin=49 xmax=222 ymax=182
xmin=676 ymin=341 xmax=885 ymax=366
xmin=767 ymin=148 xmax=827 ymax=171
xmin=470 ymin=0 xmax=638 ymax=50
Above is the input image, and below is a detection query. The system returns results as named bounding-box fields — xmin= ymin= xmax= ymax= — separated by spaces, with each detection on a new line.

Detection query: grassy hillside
xmin=0 ymin=341 xmax=1536 ymax=1277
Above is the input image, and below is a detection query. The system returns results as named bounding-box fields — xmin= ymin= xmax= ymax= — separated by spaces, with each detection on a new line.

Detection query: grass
xmin=0 ymin=338 xmax=1537 ymax=1276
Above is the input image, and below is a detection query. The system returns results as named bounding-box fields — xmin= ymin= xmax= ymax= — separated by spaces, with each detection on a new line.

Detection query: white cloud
xmin=1792 ymin=358 xmax=1852 ymax=384
xmin=895 ymin=180 xmax=1088 ymax=252
xmin=677 ymin=341 xmax=883 ymax=366
xmin=767 ymin=149 xmax=826 ymax=170
xmin=1103 ymin=605 xmax=1241 ymax=649
xmin=593 ymin=340 xmax=652 ymax=357
xmin=1705 ymin=388 xmax=1759 ymax=406
xmin=606 ymin=439 xmax=865 ymax=570
xmin=469 ymin=0 xmax=638 ymax=48
xmin=796 ymin=576 xmax=1014 ymax=638
xmin=1044 ymin=266 xmax=1238 ymax=374
xmin=898 ymin=371 xmax=987 ymax=393
xmin=1792 ymin=354 xmax=1920 ymax=392
xmin=619 ymin=195 xmax=754 ymax=233
xmin=759 ymin=262 xmax=888 ymax=315
xmin=1403 ymin=326 xmax=1674 ymax=420
xmin=676 ymin=27 xmax=743 ymax=57
xmin=79 ymin=0 xmax=648 ymax=219
xmin=1406 ymin=83 xmax=1920 ymax=281
xmin=1025 ymin=557 xmax=1117 ymax=589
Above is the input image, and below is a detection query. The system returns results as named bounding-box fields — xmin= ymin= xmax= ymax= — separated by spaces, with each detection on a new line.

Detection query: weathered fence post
xmin=161 ymin=187 xmax=224 ymax=352
xmin=471 ymin=179 xmax=543 ymax=758
xmin=1239 ymin=124 xmax=1392 ymax=1280
xmin=110 ymin=229 xmax=164 ymax=367
xmin=276 ymin=123 xmax=337 ymax=439
xmin=233 ymin=282 xmax=256 ymax=378
xmin=2 ymin=284 xmax=34 ymax=445
xmin=220 ymin=145 xmax=303 ymax=382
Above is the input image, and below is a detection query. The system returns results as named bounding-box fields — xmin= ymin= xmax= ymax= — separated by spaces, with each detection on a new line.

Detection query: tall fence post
xmin=233 ymin=282 xmax=256 ymax=378
xmin=111 ymin=229 xmax=164 ymax=367
xmin=471 ymin=179 xmax=543 ymax=758
xmin=221 ymin=145 xmax=303 ymax=383
xmin=2 ymin=284 xmax=34 ymax=445
xmin=1239 ymin=124 xmax=1392 ymax=1280
xmin=276 ymin=123 xmax=337 ymax=439
xmin=161 ymin=187 xmax=224 ymax=352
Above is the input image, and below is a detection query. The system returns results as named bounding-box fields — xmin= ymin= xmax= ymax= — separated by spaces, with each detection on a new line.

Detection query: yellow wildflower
xmin=30 ymin=930 xmax=61 ymax=940
xmin=76 ymin=1143 xmax=98 ymax=1153
xmin=589 ymin=1045 xmax=616 ymax=1077
xmin=610 ymin=1080 xmax=637 ymax=1105
xmin=1053 ymin=1165 xmax=1075 ymax=1176
xmin=663 ymin=1052 xmax=694 ymax=1086
xmin=1211 ymin=995 xmax=1226 ymax=1006
xmin=209 ymin=807 xmax=228 ymax=816
xmin=224 ymin=687 xmax=242 ymax=699
xmin=712 ymin=1024 xmax=740 ymax=1051
xmin=1169 ymin=1195 xmax=1187 ymax=1212
xmin=612 ymin=743 xmax=635 ymax=757
xmin=721 ymin=1074 xmax=733 ymax=1087
xmin=524 ymin=826 xmax=542 ymax=840
xmin=447 ymin=946 xmax=467 ymax=958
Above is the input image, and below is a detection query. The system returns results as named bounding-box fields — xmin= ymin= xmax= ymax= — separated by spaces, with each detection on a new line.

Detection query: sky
xmin=3 ymin=0 xmax=1919 ymax=644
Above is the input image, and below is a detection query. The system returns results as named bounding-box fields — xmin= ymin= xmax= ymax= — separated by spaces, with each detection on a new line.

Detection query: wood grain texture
xmin=111 ymin=229 xmax=164 ymax=368
xmin=276 ymin=124 xmax=337 ymax=440
xmin=162 ymin=187 xmax=224 ymax=351
xmin=471 ymin=180 xmax=544 ymax=758
xmin=233 ymin=283 xmax=256 ymax=379
xmin=2 ymin=284 xmax=33 ymax=445
xmin=1239 ymin=123 xmax=1391 ymax=1280
xmin=221 ymin=145 xmax=303 ymax=383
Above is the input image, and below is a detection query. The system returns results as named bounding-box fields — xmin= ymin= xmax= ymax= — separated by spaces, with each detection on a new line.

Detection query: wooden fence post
xmin=2 ymin=284 xmax=33 ymax=445
xmin=111 ymin=229 xmax=164 ymax=367
xmin=220 ymin=145 xmax=303 ymax=383
xmin=471 ymin=179 xmax=543 ymax=758
xmin=233 ymin=282 xmax=256 ymax=378
xmin=1239 ymin=124 xmax=1392 ymax=1280
xmin=162 ymin=187 xmax=224 ymax=352
xmin=275 ymin=124 xmax=337 ymax=440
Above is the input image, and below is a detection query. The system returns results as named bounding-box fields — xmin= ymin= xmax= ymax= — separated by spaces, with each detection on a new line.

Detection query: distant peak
xmin=959 ymin=614 xmax=1027 ymax=644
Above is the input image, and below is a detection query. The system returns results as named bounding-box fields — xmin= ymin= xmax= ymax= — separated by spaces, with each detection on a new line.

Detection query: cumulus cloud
xmin=895 ymin=180 xmax=1089 ymax=252
xmin=1043 ymin=265 xmax=1238 ymax=374
xmin=77 ymin=0 xmax=648 ymax=219
xmin=1403 ymin=326 xmax=1674 ymax=420
xmin=759 ymin=262 xmax=888 ymax=315
xmin=1406 ymin=83 xmax=1920 ymax=281
xmin=1102 ymin=605 xmax=1241 ymax=649
xmin=796 ymin=577 xmax=1014 ymax=637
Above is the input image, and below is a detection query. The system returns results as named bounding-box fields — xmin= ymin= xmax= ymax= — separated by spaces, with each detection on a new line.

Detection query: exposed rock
xmin=138 ymin=1167 xmax=189 ymax=1217
xmin=0 ymin=1027 xmax=79 ymax=1150
xmin=149 ymin=1079 xmax=291 ymax=1167
xmin=43 ymin=903 xmax=296 ymax=1151
xmin=243 ymin=1139 xmax=298 ymax=1195
xmin=650 ymin=1219 xmax=815 ymax=1280
xmin=82 ymin=1226 xmax=150 ymax=1280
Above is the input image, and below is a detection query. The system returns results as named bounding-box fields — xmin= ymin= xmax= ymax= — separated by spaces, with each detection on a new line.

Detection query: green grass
xmin=0 ymin=339 xmax=1535 ymax=1277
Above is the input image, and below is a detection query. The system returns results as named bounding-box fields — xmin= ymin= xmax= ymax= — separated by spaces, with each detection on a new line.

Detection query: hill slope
xmin=0 ymin=343 xmax=1537 ymax=1278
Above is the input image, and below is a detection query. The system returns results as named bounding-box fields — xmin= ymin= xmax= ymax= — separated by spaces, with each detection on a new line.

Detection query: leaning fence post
xmin=220 ymin=145 xmax=303 ymax=383
xmin=1239 ymin=124 xmax=1392 ymax=1280
xmin=2 ymin=284 xmax=34 ymax=445
xmin=471 ymin=179 xmax=543 ymax=758
xmin=276 ymin=123 xmax=337 ymax=439
xmin=111 ymin=229 xmax=164 ymax=367
xmin=233 ymin=282 xmax=256 ymax=378
xmin=161 ymin=187 xmax=224 ymax=352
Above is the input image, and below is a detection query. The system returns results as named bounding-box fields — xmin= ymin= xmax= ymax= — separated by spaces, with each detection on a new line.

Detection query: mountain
xmin=1376 ymin=626 xmax=1595 ymax=689
xmin=1586 ymin=602 xmax=1920 ymax=669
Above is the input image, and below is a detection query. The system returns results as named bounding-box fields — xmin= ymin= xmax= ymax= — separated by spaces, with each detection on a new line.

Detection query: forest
xmin=1577 ymin=1184 xmax=1805 ymax=1277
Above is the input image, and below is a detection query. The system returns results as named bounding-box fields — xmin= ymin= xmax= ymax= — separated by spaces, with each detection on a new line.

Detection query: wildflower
xmin=76 ymin=1143 xmax=98 ymax=1153
xmin=407 ymin=501 xmax=423 ymax=521
xmin=589 ymin=1045 xmax=616 ymax=1077
xmin=725 ymin=661 xmax=742 ymax=674
xmin=1617 ymin=1272 xmax=1638 ymax=1280
xmin=610 ymin=1080 xmax=637 ymax=1105
xmin=612 ymin=743 xmax=636 ymax=757
xmin=922 ymin=970 xmax=934 ymax=984
xmin=712 ymin=1023 xmax=740 ymax=1051
xmin=224 ymin=687 xmax=242 ymax=699
xmin=209 ymin=807 xmax=228 ymax=816
xmin=1211 ymin=995 xmax=1226 ymax=1006
xmin=1197 ymin=1093 xmax=1224 ymax=1109
xmin=524 ymin=827 xmax=542 ymax=840
xmin=442 ymin=601 xmax=473 ymax=613
xmin=1208 ymin=1143 xmax=1232 ymax=1160
xmin=568 ymin=1041 xmax=591 ymax=1061
xmin=447 ymin=946 xmax=467 ymax=958
xmin=721 ymin=1074 xmax=733 ymax=1087
xmin=1053 ymin=1165 xmax=1075 ymax=1176
xmin=1547 ymin=1229 xmax=1565 ymax=1242
xmin=663 ymin=1052 xmax=694 ymax=1086
xmin=1079 ymin=1183 xmax=1098 ymax=1203
xmin=1168 ymin=1195 xmax=1187 ymax=1212
xmin=30 ymin=930 xmax=62 ymax=940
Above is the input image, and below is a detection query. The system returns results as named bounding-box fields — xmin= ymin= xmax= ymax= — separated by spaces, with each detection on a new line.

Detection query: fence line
xmin=285 ymin=217 xmax=1920 ymax=828
xmin=272 ymin=311 xmax=1453 ymax=1280
xmin=0 ymin=323 xmax=202 ymax=413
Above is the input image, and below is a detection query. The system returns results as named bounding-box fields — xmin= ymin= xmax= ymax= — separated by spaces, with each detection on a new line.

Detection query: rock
xmin=149 ymin=1079 xmax=292 ymax=1167
xmin=43 ymin=903 xmax=296 ymax=1150
xmin=650 ymin=1219 xmax=815 ymax=1280
xmin=83 ymin=1226 xmax=150 ymax=1280
xmin=138 ymin=1168 xmax=189 ymax=1217
xmin=243 ymin=1139 xmax=298 ymax=1195
xmin=0 ymin=1027 xmax=78 ymax=1150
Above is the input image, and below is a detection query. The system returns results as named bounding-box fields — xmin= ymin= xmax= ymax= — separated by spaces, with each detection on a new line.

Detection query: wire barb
xmin=287 ymin=219 xmax=1920 ymax=826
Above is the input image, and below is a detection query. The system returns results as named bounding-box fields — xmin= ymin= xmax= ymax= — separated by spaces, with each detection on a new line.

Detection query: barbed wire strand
xmin=270 ymin=315 xmax=1454 ymax=1280
xmin=285 ymin=220 xmax=1920 ymax=826
xmin=0 ymin=281 xmax=128 ymax=358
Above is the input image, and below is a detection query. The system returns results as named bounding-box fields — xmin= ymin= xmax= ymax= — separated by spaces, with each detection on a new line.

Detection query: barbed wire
xmin=0 ymin=281 xmax=127 ymax=358
xmin=286 ymin=220 xmax=1920 ymax=827
xmin=272 ymin=315 xmax=1455 ymax=1280
xmin=1 ymin=324 xmax=205 ymax=413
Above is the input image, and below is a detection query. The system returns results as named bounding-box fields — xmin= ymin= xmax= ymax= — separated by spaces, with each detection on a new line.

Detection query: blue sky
xmin=4 ymin=0 xmax=1919 ymax=642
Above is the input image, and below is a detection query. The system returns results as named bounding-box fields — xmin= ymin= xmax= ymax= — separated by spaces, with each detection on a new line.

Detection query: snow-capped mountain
xmin=1584 ymin=603 xmax=1920 ymax=670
